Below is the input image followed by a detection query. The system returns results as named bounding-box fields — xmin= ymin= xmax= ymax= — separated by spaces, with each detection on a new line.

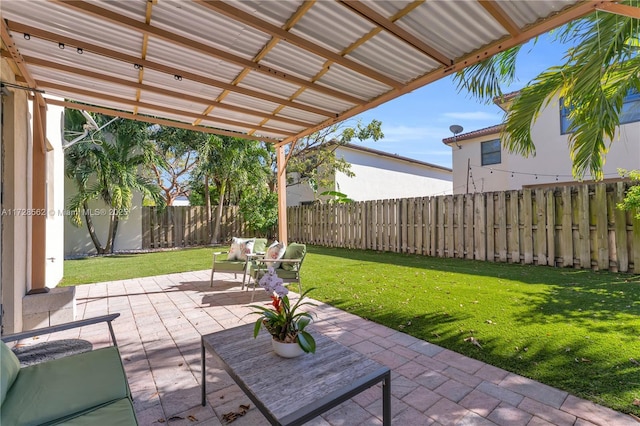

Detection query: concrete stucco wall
xmin=336 ymin=148 xmax=452 ymax=201
xmin=449 ymin=95 xmax=640 ymax=194
xmin=287 ymin=146 xmax=452 ymax=205
xmin=45 ymin=103 xmax=65 ymax=287
xmin=1 ymin=59 xmax=30 ymax=333
xmin=64 ymin=175 xmax=143 ymax=256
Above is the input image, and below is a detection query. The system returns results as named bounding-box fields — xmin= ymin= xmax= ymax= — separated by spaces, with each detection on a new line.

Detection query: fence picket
xmin=615 ymin=182 xmax=628 ymax=272
xmin=474 ymin=193 xmax=486 ymax=261
xmin=497 ymin=192 xmax=507 ymax=262
xmin=509 ymin=191 xmax=520 ymax=263
xmin=487 ymin=193 xmax=495 ymax=262
xmin=595 ymin=184 xmax=609 ymax=270
xmin=546 ymin=189 xmax=556 ymax=267
xmin=522 ymin=189 xmax=533 ymax=264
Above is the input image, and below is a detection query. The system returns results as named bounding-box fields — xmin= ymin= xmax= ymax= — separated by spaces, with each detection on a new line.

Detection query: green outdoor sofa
xmin=210 ymin=237 xmax=268 ymax=288
xmin=1 ymin=313 xmax=137 ymax=426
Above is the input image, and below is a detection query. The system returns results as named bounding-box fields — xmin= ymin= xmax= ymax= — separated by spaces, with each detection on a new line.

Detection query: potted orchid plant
xmin=248 ymin=267 xmax=316 ymax=356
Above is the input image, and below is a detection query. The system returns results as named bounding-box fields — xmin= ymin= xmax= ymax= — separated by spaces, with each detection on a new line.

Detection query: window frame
xmin=481 ymin=139 xmax=501 ymax=166
xmin=561 ymin=91 xmax=640 ymax=134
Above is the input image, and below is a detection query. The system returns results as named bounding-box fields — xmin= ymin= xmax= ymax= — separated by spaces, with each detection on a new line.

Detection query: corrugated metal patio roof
xmin=0 ymin=1 xmax=625 ymax=146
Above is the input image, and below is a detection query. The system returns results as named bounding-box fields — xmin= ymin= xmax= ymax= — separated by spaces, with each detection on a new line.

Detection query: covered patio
xmin=38 ymin=272 xmax=634 ymax=425
xmin=3 ymin=0 xmax=639 ymax=318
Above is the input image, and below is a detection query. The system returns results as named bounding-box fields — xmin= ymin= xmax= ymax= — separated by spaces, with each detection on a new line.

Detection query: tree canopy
xmin=64 ymin=110 xmax=164 ymax=254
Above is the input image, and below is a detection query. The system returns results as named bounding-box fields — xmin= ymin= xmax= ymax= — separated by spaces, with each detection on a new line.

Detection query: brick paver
xmin=37 ymin=271 xmax=638 ymax=425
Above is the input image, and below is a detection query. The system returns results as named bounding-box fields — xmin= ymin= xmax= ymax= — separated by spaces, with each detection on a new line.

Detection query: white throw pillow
xmin=265 ymin=240 xmax=286 ymax=268
xmin=228 ymin=238 xmax=254 ymax=261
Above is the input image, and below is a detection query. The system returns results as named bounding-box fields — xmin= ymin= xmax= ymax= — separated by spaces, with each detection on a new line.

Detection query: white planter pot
xmin=272 ymin=338 xmax=305 ymax=358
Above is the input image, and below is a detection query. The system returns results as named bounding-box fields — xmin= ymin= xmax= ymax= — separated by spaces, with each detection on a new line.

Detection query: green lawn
xmin=64 ymin=245 xmax=640 ymax=416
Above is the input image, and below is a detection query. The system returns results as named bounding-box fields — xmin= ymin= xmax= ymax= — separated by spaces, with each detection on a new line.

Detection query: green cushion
xmin=213 ymin=260 xmax=247 ymax=272
xmin=275 ymin=269 xmax=299 ymax=280
xmin=281 ymin=244 xmax=306 ymax=271
xmin=54 ymin=398 xmax=137 ymax=425
xmin=1 ymin=340 xmax=21 ymax=405
xmin=1 ymin=346 xmax=129 ymax=426
xmin=253 ymin=238 xmax=268 ymax=253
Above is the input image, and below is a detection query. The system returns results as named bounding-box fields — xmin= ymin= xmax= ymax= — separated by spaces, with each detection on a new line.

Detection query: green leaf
xmin=297 ymin=331 xmax=316 ymax=353
xmin=253 ymin=319 xmax=263 ymax=338
xmin=297 ymin=316 xmax=311 ymax=331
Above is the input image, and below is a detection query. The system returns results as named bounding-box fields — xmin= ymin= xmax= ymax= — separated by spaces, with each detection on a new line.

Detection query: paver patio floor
xmin=41 ymin=271 xmax=637 ymax=425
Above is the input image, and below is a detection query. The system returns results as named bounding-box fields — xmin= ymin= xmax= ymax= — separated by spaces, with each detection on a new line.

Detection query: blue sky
xmin=352 ymin=32 xmax=573 ymax=169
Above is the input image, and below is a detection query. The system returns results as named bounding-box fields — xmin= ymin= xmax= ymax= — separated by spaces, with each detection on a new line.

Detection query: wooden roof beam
xmin=596 ymin=2 xmax=640 ymax=19
xmin=6 ymin=21 xmax=336 ymax=118
xmin=0 ymin=19 xmax=45 ymax=106
xmin=22 ymin=56 xmax=313 ymax=129
xmin=46 ymin=98 xmax=281 ymax=143
xmin=259 ymin=0 xmax=423 ymax=138
xmin=478 ymin=0 xmax=522 ymax=37
xmin=195 ymin=0 xmax=403 ymax=89
xmin=133 ymin=0 xmax=157 ymax=114
xmin=36 ymin=80 xmax=296 ymax=137
xmin=194 ymin=0 xmax=316 ymax=126
xmin=337 ymin=0 xmax=452 ymax=66
xmin=53 ymin=0 xmax=364 ymax=105
xmin=278 ymin=0 xmax=612 ymax=146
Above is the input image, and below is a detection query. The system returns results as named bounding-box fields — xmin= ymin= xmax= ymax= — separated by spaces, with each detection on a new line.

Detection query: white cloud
xmin=441 ymin=111 xmax=500 ymax=120
xmin=380 ymin=125 xmax=449 ymax=143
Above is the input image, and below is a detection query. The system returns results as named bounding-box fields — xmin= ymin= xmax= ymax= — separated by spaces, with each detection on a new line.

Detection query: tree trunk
xmin=204 ymin=174 xmax=212 ymax=240
xmin=104 ymin=212 xmax=118 ymax=254
xmin=211 ymin=180 xmax=226 ymax=244
xmin=108 ymin=215 xmax=120 ymax=254
xmin=83 ymin=201 xmax=105 ymax=254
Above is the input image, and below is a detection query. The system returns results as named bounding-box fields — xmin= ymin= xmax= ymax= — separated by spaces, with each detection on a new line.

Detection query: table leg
xmin=382 ymin=371 xmax=391 ymax=426
xmin=201 ymin=337 xmax=206 ymax=407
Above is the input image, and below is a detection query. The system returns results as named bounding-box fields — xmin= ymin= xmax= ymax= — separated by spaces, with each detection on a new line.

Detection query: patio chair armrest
xmin=1 ymin=313 xmax=121 ymax=345
xmin=260 ymin=259 xmax=301 ymax=264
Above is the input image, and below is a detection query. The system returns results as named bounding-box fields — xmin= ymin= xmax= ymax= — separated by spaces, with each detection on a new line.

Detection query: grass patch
xmin=61 ymin=248 xmax=214 ymax=286
xmin=63 ymin=245 xmax=640 ymax=415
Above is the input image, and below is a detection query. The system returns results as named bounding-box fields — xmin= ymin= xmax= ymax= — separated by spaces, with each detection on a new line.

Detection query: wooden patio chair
xmin=210 ymin=238 xmax=268 ymax=288
xmin=247 ymin=243 xmax=306 ymax=302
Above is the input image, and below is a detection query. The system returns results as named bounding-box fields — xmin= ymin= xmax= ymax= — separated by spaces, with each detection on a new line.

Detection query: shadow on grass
xmin=305 ymin=246 xmax=640 ymax=415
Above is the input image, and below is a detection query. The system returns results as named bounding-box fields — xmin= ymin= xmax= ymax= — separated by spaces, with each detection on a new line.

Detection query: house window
xmin=481 ymin=139 xmax=501 ymax=165
xmin=560 ymin=91 xmax=640 ymax=134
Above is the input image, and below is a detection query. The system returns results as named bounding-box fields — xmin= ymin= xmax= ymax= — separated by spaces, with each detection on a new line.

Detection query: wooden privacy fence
xmin=142 ymin=206 xmax=247 ymax=249
xmin=287 ymin=182 xmax=640 ymax=273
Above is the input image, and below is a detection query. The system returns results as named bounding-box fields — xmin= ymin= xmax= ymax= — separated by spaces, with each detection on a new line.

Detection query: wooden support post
xmin=277 ymin=144 xmax=288 ymax=245
xmin=29 ymin=102 xmax=48 ymax=294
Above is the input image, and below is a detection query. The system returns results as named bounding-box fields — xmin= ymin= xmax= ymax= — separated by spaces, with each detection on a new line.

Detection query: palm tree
xmin=454 ymin=3 xmax=640 ymax=179
xmin=65 ymin=110 xmax=164 ymax=254
xmin=196 ymin=135 xmax=270 ymax=244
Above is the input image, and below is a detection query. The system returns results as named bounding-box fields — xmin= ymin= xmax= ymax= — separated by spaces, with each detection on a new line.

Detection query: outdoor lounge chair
xmin=210 ymin=238 xmax=268 ymax=287
xmin=247 ymin=243 xmax=306 ymax=302
xmin=0 ymin=314 xmax=137 ymax=425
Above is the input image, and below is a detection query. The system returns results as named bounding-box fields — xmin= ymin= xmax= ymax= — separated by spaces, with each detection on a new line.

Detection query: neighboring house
xmin=287 ymin=144 xmax=452 ymax=205
xmin=442 ymin=92 xmax=640 ymax=194
xmin=173 ymin=195 xmax=191 ymax=206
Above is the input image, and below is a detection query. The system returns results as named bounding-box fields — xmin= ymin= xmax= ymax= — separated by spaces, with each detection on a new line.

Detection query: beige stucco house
xmin=287 ymin=144 xmax=453 ymax=205
xmin=443 ymin=92 xmax=640 ymax=194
